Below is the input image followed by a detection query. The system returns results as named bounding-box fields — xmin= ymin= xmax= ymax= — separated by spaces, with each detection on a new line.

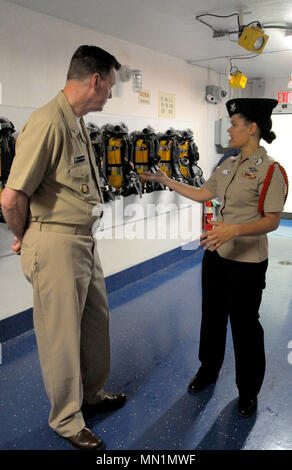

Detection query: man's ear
xmin=91 ymin=72 xmax=101 ymax=89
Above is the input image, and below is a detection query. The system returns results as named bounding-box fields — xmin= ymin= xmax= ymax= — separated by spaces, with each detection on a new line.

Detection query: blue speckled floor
xmin=1 ymin=221 xmax=292 ymax=451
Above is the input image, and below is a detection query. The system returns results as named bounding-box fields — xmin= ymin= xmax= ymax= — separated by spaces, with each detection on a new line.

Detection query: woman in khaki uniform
xmin=142 ymin=98 xmax=288 ymax=418
xmin=1 ymin=46 xmax=126 ymax=450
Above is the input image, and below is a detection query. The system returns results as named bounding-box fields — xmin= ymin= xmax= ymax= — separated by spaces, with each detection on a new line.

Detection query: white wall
xmin=0 ymin=1 xmax=290 ymax=322
xmin=0 ymin=0 xmax=224 ymax=320
xmin=0 ymin=0 xmax=229 ymax=176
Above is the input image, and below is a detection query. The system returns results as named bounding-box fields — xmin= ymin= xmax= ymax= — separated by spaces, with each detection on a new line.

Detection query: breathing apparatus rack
xmin=91 ymin=123 xmax=204 ymax=199
xmin=2 ymin=115 xmax=205 ymax=224
xmin=0 ymin=117 xmax=16 ymax=222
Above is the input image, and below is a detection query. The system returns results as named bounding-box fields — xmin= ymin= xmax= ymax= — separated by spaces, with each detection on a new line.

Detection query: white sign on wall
xmin=138 ymin=90 xmax=150 ymax=105
xmin=158 ymin=92 xmax=176 ymax=119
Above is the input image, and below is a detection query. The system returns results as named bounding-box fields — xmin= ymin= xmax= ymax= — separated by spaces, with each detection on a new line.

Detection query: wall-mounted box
xmin=215 ymin=117 xmax=230 ymax=149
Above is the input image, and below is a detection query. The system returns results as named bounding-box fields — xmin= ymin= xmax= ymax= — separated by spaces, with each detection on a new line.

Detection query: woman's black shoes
xmin=188 ymin=374 xmax=218 ymax=393
xmin=238 ymin=396 xmax=257 ymax=417
xmin=188 ymin=372 xmax=258 ymax=418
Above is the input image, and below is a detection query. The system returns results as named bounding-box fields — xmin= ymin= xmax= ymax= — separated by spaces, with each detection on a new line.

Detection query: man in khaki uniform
xmin=142 ymin=98 xmax=288 ymax=418
xmin=2 ymin=45 xmax=126 ymax=450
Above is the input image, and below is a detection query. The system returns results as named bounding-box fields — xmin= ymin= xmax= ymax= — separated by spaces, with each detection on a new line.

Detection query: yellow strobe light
xmin=238 ymin=26 xmax=269 ymax=54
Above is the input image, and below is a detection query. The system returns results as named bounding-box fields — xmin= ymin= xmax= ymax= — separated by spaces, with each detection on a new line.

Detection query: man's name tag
xmin=73 ymin=155 xmax=85 ymax=164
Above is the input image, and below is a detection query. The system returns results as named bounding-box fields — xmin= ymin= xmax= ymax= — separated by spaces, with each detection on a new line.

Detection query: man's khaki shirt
xmin=7 ymin=91 xmax=103 ymax=226
xmin=204 ymin=147 xmax=286 ymax=263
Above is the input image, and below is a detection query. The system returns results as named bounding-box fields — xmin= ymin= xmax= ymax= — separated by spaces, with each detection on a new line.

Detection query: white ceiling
xmin=7 ymin=0 xmax=292 ymax=79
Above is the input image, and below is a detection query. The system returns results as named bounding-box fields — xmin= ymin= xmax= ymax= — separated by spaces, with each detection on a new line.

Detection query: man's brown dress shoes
xmin=67 ymin=427 xmax=105 ymax=450
xmin=82 ymin=392 xmax=127 ymax=418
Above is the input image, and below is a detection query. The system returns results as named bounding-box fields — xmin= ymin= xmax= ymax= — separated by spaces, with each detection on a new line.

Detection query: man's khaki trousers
xmin=21 ymin=223 xmax=110 ymax=437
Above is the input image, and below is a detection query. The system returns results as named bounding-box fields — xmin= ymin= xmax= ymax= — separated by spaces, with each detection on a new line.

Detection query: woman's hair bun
xmin=262 ymin=130 xmax=276 ymax=144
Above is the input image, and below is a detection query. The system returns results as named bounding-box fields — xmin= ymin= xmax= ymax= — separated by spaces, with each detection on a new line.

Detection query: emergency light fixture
xmin=118 ymin=65 xmax=143 ymax=92
xmin=229 ymin=72 xmax=248 ymax=89
xmin=237 ymin=25 xmax=269 ymax=54
xmin=132 ymin=70 xmax=142 ymax=92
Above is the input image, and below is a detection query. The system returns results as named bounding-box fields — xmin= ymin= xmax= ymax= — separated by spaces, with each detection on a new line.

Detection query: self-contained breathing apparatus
xmin=157 ymin=127 xmax=179 ymax=183
xmin=0 ymin=117 xmax=16 ymax=222
xmin=157 ymin=128 xmax=205 ymax=187
xmin=130 ymin=126 xmax=164 ymax=193
xmin=176 ymin=129 xmax=205 ymax=188
xmin=100 ymin=122 xmax=142 ymax=198
xmin=86 ymin=122 xmax=115 ymax=202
